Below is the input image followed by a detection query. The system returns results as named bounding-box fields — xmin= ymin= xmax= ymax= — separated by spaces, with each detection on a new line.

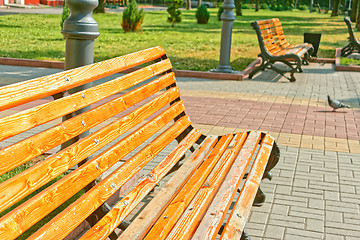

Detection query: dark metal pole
xmin=61 ymin=0 xmax=100 ymax=146
xmin=213 ymin=0 xmax=236 ymax=73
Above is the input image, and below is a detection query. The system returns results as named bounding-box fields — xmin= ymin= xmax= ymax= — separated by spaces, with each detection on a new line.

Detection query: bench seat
xmin=249 ymin=18 xmax=314 ymax=82
xmin=0 ymin=46 xmax=279 ymax=240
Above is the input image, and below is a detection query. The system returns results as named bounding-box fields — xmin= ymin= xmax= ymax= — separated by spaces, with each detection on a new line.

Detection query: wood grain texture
xmin=0 ymin=72 xmax=176 ymax=176
xmin=29 ymin=115 xmax=192 ymax=240
xmin=0 ymin=89 xmax=182 ymax=239
xmin=0 ymin=46 xmax=166 ymax=111
xmin=118 ymin=136 xmax=219 ymax=240
xmin=192 ymin=131 xmax=261 ymax=240
xmin=0 ymin=59 xmax=172 ymax=143
xmin=144 ymin=134 xmax=234 ymax=240
xmin=79 ymin=128 xmax=203 ymax=240
xmin=167 ymin=132 xmax=248 ymax=240
xmin=220 ymin=134 xmax=275 ymax=240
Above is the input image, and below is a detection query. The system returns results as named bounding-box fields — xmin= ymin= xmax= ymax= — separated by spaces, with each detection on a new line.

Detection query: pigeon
xmin=327 ymin=95 xmax=350 ymax=111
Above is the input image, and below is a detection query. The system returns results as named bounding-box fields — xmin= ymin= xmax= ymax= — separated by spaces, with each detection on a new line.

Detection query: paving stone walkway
xmin=0 ymin=62 xmax=359 ymax=239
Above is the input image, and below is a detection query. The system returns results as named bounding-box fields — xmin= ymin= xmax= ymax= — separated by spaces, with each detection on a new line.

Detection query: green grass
xmin=340 ymin=56 xmax=360 ymax=65
xmin=0 ymin=9 xmax=351 ymax=71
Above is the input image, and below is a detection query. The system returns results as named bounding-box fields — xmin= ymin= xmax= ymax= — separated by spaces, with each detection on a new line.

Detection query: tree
xmin=94 ymin=0 xmax=105 ymax=13
xmin=331 ymin=0 xmax=340 ymax=16
xmin=186 ymin=0 xmax=191 ymax=10
xmin=255 ymin=0 xmax=259 ymax=11
xmin=351 ymin=0 xmax=359 ymax=22
xmin=167 ymin=0 xmax=182 ymax=27
xmin=234 ymin=0 xmax=242 ymax=16
xmin=356 ymin=0 xmax=360 ymax=30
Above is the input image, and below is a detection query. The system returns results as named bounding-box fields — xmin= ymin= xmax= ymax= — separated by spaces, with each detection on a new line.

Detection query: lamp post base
xmin=211 ymin=66 xmax=239 ymax=74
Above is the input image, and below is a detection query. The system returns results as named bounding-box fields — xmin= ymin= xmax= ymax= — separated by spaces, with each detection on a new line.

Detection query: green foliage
xmin=196 ymin=4 xmax=210 ymax=24
xmin=241 ymin=4 xmax=250 ymax=9
xmin=234 ymin=0 xmax=242 ymax=16
xmin=217 ymin=6 xmax=224 ymax=21
xmin=340 ymin=57 xmax=360 ymax=66
xmin=121 ymin=0 xmax=144 ymax=32
xmin=260 ymin=3 xmax=269 ymax=9
xmin=167 ymin=0 xmax=182 ymax=27
xmin=60 ymin=4 xmax=70 ymax=30
xmin=94 ymin=0 xmax=106 ymax=13
xmin=297 ymin=4 xmax=308 ymax=10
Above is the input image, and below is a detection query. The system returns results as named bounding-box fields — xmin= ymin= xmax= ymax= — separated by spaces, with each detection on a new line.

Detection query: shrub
xmin=121 ymin=0 xmax=144 ymax=32
xmin=241 ymin=4 xmax=249 ymax=9
xmin=297 ymin=4 xmax=308 ymax=10
xmin=167 ymin=0 xmax=182 ymax=27
xmin=196 ymin=4 xmax=210 ymax=24
xmin=217 ymin=6 xmax=224 ymax=21
xmin=260 ymin=3 xmax=268 ymax=9
xmin=60 ymin=5 xmax=70 ymax=30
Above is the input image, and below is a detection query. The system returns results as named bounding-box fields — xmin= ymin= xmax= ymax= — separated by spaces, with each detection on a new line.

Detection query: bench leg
xmin=252 ymin=187 xmax=266 ymax=206
xmin=249 ymin=55 xmax=268 ymax=79
xmin=341 ymin=43 xmax=354 ymax=57
xmin=241 ymin=229 xmax=251 ymax=240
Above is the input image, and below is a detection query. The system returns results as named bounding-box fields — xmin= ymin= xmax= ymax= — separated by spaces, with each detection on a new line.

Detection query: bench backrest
xmin=344 ymin=17 xmax=359 ymax=44
xmin=251 ymin=18 xmax=290 ymax=55
xmin=0 ymin=46 xmax=204 ymax=239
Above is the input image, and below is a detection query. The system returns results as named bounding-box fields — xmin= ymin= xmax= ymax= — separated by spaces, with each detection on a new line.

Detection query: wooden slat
xmin=166 ymin=132 xmax=248 ymax=240
xmin=192 ymin=131 xmax=261 ymax=240
xmin=79 ymin=128 xmax=203 ymax=240
xmin=28 ymin=115 xmax=192 ymax=240
xmin=118 ymin=136 xmax=219 ymax=240
xmin=0 ymin=97 xmax=185 ymax=240
xmin=143 ymin=134 xmax=234 ymax=240
xmin=220 ymin=134 xmax=275 ymax=240
xmin=0 ymin=58 xmax=172 ymax=143
xmin=0 ymin=46 xmax=166 ymax=111
xmin=0 ymin=87 xmax=181 ymax=218
xmin=0 ymin=72 xmax=176 ymax=176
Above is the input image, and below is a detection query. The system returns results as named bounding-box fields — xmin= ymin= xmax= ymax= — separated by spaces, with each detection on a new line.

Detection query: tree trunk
xmin=255 ymin=0 xmax=259 ymax=11
xmin=186 ymin=0 xmax=191 ymax=10
xmin=331 ymin=0 xmax=340 ymax=16
xmin=356 ymin=0 xmax=360 ymax=30
xmin=234 ymin=0 xmax=242 ymax=16
xmin=351 ymin=0 xmax=359 ymax=22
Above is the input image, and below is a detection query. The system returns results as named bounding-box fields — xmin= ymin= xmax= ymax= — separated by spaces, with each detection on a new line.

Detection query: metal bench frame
xmin=249 ymin=18 xmax=314 ymax=82
xmin=341 ymin=17 xmax=360 ymax=57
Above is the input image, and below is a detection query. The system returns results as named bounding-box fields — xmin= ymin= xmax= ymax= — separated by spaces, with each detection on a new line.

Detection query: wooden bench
xmin=249 ymin=18 xmax=314 ymax=82
xmin=0 ymin=46 xmax=279 ymax=240
xmin=341 ymin=17 xmax=360 ymax=57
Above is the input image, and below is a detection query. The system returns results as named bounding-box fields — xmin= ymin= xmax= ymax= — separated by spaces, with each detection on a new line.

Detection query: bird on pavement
xmin=327 ymin=95 xmax=350 ymax=111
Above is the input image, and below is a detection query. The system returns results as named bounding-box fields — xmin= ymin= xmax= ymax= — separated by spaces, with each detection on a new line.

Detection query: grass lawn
xmin=0 ymin=8 xmax=351 ymax=71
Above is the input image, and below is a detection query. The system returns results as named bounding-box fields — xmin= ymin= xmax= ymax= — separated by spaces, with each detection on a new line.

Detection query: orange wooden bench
xmin=0 ymin=46 xmax=279 ymax=240
xmin=249 ymin=18 xmax=314 ymax=82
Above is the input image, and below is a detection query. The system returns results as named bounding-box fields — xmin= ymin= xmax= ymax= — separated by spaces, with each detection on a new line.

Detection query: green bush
xmin=260 ymin=3 xmax=269 ymax=9
xmin=121 ymin=0 xmax=144 ymax=32
xmin=241 ymin=4 xmax=250 ymax=9
xmin=217 ymin=6 xmax=224 ymax=21
xmin=167 ymin=0 xmax=182 ymax=27
xmin=60 ymin=5 xmax=70 ymax=30
xmin=196 ymin=4 xmax=210 ymax=24
xmin=297 ymin=4 xmax=308 ymax=10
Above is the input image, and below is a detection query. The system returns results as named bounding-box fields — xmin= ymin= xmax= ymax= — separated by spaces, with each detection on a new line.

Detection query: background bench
xmin=341 ymin=17 xmax=360 ymax=57
xmin=0 ymin=46 xmax=279 ymax=240
xmin=249 ymin=18 xmax=314 ymax=82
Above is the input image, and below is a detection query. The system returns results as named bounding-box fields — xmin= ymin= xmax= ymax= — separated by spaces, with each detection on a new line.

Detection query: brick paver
xmin=0 ymin=62 xmax=359 ymax=239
